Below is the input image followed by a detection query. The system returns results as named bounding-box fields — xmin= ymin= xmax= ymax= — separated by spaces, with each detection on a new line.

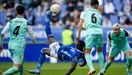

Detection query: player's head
xmin=16 ymin=4 xmax=25 ymax=15
xmin=76 ymin=40 xmax=85 ymax=52
xmin=65 ymin=25 xmax=70 ymax=29
xmin=85 ymin=0 xmax=99 ymax=8
xmin=113 ymin=23 xmax=120 ymax=36
xmin=91 ymin=0 xmax=99 ymax=5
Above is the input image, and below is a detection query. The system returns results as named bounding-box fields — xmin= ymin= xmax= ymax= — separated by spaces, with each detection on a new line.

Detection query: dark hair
xmin=91 ymin=0 xmax=99 ymax=5
xmin=76 ymin=40 xmax=85 ymax=52
xmin=65 ymin=25 xmax=70 ymax=29
xmin=16 ymin=4 xmax=25 ymax=15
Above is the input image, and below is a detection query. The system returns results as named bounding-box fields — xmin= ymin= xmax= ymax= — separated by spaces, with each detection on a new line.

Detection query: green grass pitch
xmin=0 ymin=62 xmax=131 ymax=75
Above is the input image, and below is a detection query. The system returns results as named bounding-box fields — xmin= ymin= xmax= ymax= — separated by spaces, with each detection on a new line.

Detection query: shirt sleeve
xmin=124 ymin=30 xmax=132 ymax=38
xmin=123 ymin=30 xmax=129 ymax=37
xmin=80 ymin=12 xmax=85 ymax=20
xmin=106 ymin=32 xmax=111 ymax=51
xmin=1 ymin=22 xmax=10 ymax=35
xmin=0 ymin=22 xmax=10 ymax=45
xmin=108 ymin=32 xmax=111 ymax=40
xmin=45 ymin=14 xmax=53 ymax=36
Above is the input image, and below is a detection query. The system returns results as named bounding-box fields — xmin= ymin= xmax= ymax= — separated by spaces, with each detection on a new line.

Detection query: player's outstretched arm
xmin=76 ymin=12 xmax=84 ymax=40
xmin=45 ymin=11 xmax=56 ymax=44
xmin=106 ymin=33 xmax=111 ymax=58
xmin=65 ymin=62 xmax=77 ymax=75
xmin=0 ymin=22 xmax=10 ymax=53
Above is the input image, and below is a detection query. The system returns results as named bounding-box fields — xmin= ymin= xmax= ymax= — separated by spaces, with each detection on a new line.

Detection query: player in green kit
xmin=0 ymin=4 xmax=36 ymax=75
xmin=77 ymin=0 xmax=104 ymax=75
xmin=101 ymin=23 xmax=132 ymax=75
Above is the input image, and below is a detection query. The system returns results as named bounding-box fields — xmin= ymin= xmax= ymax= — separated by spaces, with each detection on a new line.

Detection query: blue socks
xmin=36 ymin=51 xmax=46 ymax=70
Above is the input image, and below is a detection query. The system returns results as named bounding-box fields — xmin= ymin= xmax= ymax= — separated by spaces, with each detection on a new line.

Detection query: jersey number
xmin=91 ymin=14 xmax=97 ymax=23
xmin=13 ymin=26 xmax=20 ymax=37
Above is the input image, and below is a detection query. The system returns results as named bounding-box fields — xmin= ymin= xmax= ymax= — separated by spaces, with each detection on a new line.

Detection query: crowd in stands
xmin=0 ymin=0 xmax=131 ymax=28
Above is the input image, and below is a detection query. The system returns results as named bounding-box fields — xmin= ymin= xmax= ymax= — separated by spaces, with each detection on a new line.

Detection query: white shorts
xmin=49 ymin=42 xmax=60 ymax=58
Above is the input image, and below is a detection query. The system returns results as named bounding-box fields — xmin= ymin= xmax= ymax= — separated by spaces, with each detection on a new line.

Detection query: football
xmin=50 ymin=4 xmax=60 ymax=15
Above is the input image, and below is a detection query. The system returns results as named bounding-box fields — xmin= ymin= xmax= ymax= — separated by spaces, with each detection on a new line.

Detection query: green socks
xmin=85 ymin=54 xmax=94 ymax=70
xmin=18 ymin=65 xmax=23 ymax=75
xmin=103 ymin=61 xmax=112 ymax=72
xmin=98 ymin=52 xmax=104 ymax=71
xmin=126 ymin=56 xmax=132 ymax=72
xmin=4 ymin=67 xmax=18 ymax=75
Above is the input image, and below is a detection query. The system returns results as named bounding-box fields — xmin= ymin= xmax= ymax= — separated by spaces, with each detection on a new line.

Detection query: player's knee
xmin=97 ymin=47 xmax=102 ymax=52
xmin=41 ymin=48 xmax=47 ymax=54
xmin=13 ymin=64 xmax=22 ymax=70
xmin=41 ymin=48 xmax=51 ymax=56
xmin=41 ymin=48 xmax=45 ymax=53
xmin=125 ymin=51 xmax=132 ymax=57
xmin=84 ymin=49 xmax=91 ymax=54
xmin=107 ymin=57 xmax=114 ymax=62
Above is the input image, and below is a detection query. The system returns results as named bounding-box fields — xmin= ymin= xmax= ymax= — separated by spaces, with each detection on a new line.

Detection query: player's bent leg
xmin=102 ymin=57 xmax=114 ymax=74
xmin=42 ymin=48 xmax=51 ymax=56
xmin=97 ymin=47 xmax=104 ymax=75
xmin=85 ymin=49 xmax=96 ymax=75
xmin=3 ymin=64 xmax=21 ymax=75
xmin=97 ymin=48 xmax=104 ymax=71
xmin=28 ymin=48 xmax=47 ymax=74
xmin=3 ymin=67 xmax=18 ymax=75
xmin=79 ymin=55 xmax=87 ymax=67
xmin=125 ymin=51 xmax=132 ymax=75
xmin=96 ymin=35 xmax=104 ymax=75
xmin=18 ymin=63 xmax=24 ymax=75
xmin=4 ymin=52 xmax=23 ymax=75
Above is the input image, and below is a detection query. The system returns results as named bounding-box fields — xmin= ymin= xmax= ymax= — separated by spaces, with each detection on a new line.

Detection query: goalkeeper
xmin=101 ymin=24 xmax=132 ymax=75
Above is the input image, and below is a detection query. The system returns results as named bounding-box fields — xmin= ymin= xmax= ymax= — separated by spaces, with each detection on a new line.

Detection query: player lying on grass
xmin=28 ymin=11 xmax=86 ymax=75
xmin=101 ymin=23 xmax=132 ymax=75
xmin=0 ymin=4 xmax=36 ymax=75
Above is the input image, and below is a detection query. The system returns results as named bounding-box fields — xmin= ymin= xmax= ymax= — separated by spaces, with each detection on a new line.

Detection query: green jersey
xmin=9 ymin=17 xmax=29 ymax=43
xmin=80 ymin=8 xmax=103 ymax=35
xmin=1 ymin=16 xmax=34 ymax=52
xmin=108 ymin=29 xmax=131 ymax=57
xmin=108 ymin=29 xmax=129 ymax=47
xmin=1 ymin=16 xmax=34 ymax=64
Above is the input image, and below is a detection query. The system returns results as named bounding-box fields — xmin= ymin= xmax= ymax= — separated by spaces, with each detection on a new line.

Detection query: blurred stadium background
xmin=0 ymin=0 xmax=132 ymax=75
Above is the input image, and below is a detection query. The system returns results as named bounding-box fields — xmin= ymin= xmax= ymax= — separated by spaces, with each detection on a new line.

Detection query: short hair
xmin=16 ymin=4 xmax=25 ymax=15
xmin=90 ymin=0 xmax=99 ymax=5
xmin=113 ymin=23 xmax=120 ymax=29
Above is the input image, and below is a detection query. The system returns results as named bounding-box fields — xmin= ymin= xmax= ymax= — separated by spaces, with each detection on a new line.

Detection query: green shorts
xmin=9 ymin=49 xmax=24 ymax=64
xmin=85 ymin=34 xmax=103 ymax=49
xmin=109 ymin=43 xmax=131 ymax=57
xmin=8 ymin=41 xmax=25 ymax=64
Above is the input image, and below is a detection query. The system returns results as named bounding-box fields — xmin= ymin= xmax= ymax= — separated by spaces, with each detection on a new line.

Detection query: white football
xmin=50 ymin=4 xmax=60 ymax=15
